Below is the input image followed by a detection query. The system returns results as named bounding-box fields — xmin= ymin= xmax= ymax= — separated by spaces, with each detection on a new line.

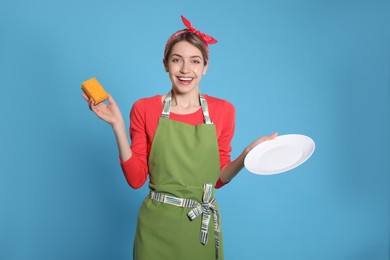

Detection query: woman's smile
xmin=176 ymin=76 xmax=194 ymax=85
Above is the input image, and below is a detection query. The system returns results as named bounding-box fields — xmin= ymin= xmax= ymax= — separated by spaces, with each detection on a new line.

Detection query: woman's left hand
xmin=219 ymin=132 xmax=279 ymax=183
xmin=245 ymin=132 xmax=278 ymax=154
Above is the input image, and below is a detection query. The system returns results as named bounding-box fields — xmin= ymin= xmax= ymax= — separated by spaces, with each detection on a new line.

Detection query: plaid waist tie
xmin=149 ymin=183 xmax=221 ymax=259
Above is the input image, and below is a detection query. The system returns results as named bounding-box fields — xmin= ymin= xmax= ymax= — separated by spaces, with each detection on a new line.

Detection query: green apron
xmin=133 ymin=92 xmax=224 ymax=260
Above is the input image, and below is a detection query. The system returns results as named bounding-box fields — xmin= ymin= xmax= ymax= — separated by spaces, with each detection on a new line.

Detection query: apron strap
xmin=161 ymin=92 xmax=213 ymax=124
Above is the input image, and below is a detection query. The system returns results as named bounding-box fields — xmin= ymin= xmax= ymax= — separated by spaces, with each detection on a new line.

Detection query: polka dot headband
xmin=165 ymin=16 xmax=218 ymax=54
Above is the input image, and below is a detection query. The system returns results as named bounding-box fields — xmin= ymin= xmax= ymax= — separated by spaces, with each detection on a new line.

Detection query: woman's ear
xmin=163 ymin=59 xmax=169 ymax=72
xmin=203 ymin=61 xmax=209 ymax=75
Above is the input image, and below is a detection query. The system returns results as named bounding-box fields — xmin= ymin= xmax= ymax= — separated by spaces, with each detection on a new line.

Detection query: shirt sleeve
xmin=215 ymin=100 xmax=236 ymax=189
xmin=120 ymin=99 xmax=149 ymax=189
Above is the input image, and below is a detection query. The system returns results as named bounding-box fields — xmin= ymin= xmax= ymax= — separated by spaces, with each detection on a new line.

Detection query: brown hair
xmin=163 ymin=30 xmax=209 ymax=67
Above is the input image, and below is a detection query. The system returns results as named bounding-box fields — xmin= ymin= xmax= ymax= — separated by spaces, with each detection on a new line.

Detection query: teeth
xmin=178 ymin=77 xmax=192 ymax=81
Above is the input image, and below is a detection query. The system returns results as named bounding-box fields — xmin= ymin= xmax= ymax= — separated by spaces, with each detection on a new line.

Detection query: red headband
xmin=165 ymin=16 xmax=217 ymax=53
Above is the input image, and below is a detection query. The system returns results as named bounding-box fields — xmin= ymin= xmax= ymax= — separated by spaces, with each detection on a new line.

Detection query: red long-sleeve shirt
xmin=120 ymin=94 xmax=235 ymax=189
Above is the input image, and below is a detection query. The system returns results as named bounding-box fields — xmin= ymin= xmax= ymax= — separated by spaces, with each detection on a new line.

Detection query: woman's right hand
xmin=82 ymin=93 xmax=124 ymax=127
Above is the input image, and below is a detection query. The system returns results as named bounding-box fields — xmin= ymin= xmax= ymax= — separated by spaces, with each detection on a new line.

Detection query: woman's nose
xmin=180 ymin=61 xmax=190 ymax=73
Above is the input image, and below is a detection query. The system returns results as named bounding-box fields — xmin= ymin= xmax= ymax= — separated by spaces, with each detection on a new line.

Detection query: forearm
xmin=219 ymin=148 xmax=250 ymax=183
xmin=112 ymin=121 xmax=132 ymax=162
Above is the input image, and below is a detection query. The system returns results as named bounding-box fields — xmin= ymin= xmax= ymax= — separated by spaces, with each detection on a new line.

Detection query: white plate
xmin=244 ymin=134 xmax=315 ymax=175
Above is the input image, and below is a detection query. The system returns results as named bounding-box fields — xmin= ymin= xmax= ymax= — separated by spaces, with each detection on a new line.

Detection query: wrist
xmin=243 ymin=146 xmax=252 ymax=156
xmin=112 ymin=120 xmax=126 ymax=132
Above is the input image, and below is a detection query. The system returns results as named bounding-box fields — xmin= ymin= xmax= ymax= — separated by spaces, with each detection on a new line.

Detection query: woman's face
xmin=164 ymin=40 xmax=209 ymax=95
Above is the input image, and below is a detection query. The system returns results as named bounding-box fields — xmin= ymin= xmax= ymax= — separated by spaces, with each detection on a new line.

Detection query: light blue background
xmin=1 ymin=0 xmax=389 ymax=259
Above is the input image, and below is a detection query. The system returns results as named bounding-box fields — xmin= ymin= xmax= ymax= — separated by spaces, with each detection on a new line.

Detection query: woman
xmin=83 ymin=16 xmax=277 ymax=260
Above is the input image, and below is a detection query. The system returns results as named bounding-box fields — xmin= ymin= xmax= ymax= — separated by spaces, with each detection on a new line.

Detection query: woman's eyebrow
xmin=170 ymin=54 xmax=203 ymax=59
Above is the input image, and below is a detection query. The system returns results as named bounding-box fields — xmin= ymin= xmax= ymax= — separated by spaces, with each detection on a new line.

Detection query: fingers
xmin=262 ymin=132 xmax=278 ymax=142
xmin=88 ymin=98 xmax=96 ymax=112
xmin=107 ymin=94 xmax=115 ymax=105
xmin=244 ymin=132 xmax=279 ymax=153
xmin=251 ymin=132 xmax=278 ymax=147
xmin=82 ymin=93 xmax=89 ymax=102
xmin=107 ymin=95 xmax=117 ymax=109
xmin=268 ymin=132 xmax=278 ymax=140
xmin=82 ymin=93 xmax=96 ymax=110
xmin=83 ymin=93 xmax=114 ymax=107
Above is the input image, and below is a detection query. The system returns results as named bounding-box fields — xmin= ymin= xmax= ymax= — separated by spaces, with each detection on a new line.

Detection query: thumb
xmin=107 ymin=94 xmax=116 ymax=105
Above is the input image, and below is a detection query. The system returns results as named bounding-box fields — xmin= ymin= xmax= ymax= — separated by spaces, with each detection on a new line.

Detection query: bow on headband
xmin=180 ymin=16 xmax=217 ymax=45
xmin=166 ymin=16 xmax=218 ymax=47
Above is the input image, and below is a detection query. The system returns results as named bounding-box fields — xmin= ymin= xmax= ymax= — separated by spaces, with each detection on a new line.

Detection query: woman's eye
xmin=192 ymin=60 xmax=201 ymax=64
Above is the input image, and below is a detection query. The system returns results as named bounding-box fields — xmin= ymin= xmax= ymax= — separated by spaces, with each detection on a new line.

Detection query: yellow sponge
xmin=81 ymin=78 xmax=109 ymax=105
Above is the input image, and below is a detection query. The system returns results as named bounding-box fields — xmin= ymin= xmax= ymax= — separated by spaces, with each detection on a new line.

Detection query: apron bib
xmin=133 ymin=92 xmax=224 ymax=260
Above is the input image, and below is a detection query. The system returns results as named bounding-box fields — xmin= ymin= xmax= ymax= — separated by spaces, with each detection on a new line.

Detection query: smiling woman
xmin=82 ymin=15 xmax=277 ymax=260
xmin=0 ymin=0 xmax=388 ymax=259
